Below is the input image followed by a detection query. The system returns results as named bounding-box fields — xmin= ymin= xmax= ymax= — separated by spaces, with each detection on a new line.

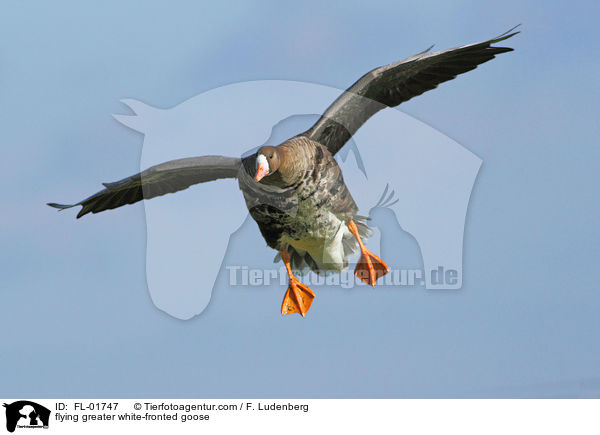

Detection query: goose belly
xmin=281 ymin=210 xmax=350 ymax=272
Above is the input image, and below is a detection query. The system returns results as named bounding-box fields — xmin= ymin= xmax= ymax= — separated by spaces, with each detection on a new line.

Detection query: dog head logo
xmin=3 ymin=401 xmax=50 ymax=432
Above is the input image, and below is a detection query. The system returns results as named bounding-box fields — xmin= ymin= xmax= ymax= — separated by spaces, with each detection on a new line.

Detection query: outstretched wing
xmin=48 ymin=156 xmax=241 ymax=218
xmin=302 ymin=26 xmax=519 ymax=155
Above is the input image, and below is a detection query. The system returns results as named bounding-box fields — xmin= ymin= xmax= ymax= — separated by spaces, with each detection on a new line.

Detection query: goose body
xmin=238 ymin=136 xmax=369 ymax=272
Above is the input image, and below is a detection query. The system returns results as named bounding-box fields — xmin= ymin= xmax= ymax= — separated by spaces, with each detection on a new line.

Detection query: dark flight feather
xmin=302 ymin=26 xmax=520 ymax=155
xmin=48 ymin=156 xmax=241 ymax=218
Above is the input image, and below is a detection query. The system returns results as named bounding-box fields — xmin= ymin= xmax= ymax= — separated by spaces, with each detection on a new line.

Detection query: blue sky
xmin=1 ymin=0 xmax=599 ymax=397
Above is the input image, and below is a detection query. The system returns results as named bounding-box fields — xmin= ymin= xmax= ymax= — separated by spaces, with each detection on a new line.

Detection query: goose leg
xmin=347 ymin=220 xmax=390 ymax=287
xmin=280 ymin=250 xmax=315 ymax=317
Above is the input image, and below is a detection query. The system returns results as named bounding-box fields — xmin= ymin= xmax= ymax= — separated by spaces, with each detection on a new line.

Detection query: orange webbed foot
xmin=280 ymin=250 xmax=316 ymax=317
xmin=355 ymin=250 xmax=389 ymax=287
xmin=347 ymin=219 xmax=389 ymax=287
xmin=281 ymin=277 xmax=315 ymax=317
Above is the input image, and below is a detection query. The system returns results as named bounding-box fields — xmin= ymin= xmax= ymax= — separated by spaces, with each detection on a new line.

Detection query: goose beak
xmin=255 ymin=159 xmax=269 ymax=182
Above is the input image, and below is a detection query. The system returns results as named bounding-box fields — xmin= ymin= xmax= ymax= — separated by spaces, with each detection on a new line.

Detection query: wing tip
xmin=76 ymin=209 xmax=88 ymax=219
xmin=47 ymin=202 xmax=73 ymax=210
xmin=47 ymin=202 xmax=87 ymax=219
xmin=492 ymin=24 xmax=522 ymax=44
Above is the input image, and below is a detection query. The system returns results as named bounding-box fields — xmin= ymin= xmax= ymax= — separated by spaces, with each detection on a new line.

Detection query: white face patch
xmin=256 ymin=154 xmax=269 ymax=172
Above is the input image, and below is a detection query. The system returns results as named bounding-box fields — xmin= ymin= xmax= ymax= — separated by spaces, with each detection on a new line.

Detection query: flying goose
xmin=49 ymin=27 xmax=519 ymax=317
